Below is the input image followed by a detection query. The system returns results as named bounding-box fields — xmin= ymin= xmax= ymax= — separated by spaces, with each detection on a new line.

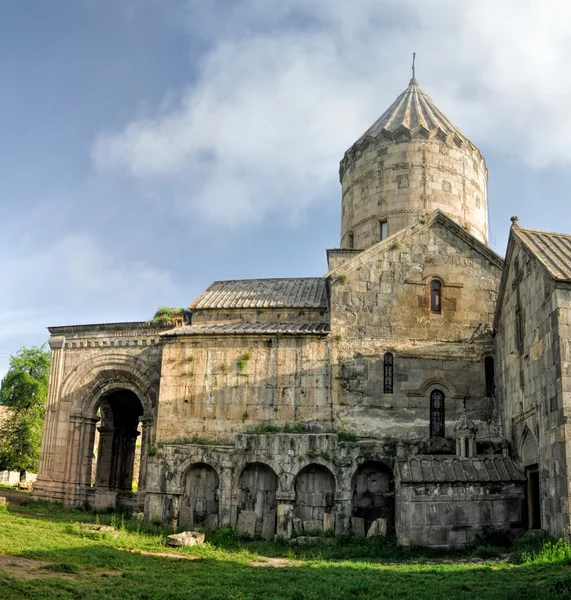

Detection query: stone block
xmin=292 ymin=518 xmax=303 ymax=534
xmin=323 ymin=512 xmax=335 ymax=532
xmin=237 ymin=510 xmax=257 ymax=538
xmin=262 ymin=510 xmax=276 ymax=541
xmin=351 ymin=517 xmax=366 ymax=537
xmin=303 ymin=520 xmax=323 ymax=533
xmin=367 ymin=518 xmax=387 ymax=537
xmin=204 ymin=514 xmax=219 ymax=531
xmin=0 ymin=496 xmax=6 ymax=506
xmin=166 ymin=531 xmax=206 ymax=547
xmin=93 ymin=491 xmax=117 ymax=512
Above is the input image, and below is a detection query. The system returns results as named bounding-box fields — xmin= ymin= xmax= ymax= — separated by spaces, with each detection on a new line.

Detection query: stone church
xmin=32 ymin=74 xmax=571 ymax=548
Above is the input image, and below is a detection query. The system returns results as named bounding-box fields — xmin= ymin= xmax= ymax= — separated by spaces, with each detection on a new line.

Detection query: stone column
xmin=79 ymin=416 xmax=99 ymax=487
xmin=218 ymin=462 xmax=234 ymax=526
xmin=36 ymin=336 xmax=65 ymax=481
xmin=138 ymin=419 xmax=153 ymax=493
xmin=95 ymin=426 xmax=115 ymax=488
xmin=118 ymin=430 xmax=139 ymax=492
xmin=335 ymin=493 xmax=352 ymax=534
xmin=276 ymin=492 xmax=295 ymax=537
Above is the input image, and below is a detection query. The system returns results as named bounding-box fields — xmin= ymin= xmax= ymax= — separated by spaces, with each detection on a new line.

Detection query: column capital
xmin=49 ymin=335 xmax=66 ymax=350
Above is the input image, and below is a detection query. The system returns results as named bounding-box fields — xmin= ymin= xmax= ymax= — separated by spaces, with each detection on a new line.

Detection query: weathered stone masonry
xmin=37 ymin=76 xmax=571 ymax=547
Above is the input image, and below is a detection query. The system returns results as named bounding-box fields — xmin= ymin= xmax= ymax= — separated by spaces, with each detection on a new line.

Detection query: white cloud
xmin=93 ymin=0 xmax=571 ymax=228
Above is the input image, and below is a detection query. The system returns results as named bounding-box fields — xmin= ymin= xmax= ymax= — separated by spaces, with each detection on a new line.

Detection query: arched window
xmin=430 ymin=389 xmax=445 ymax=438
xmin=430 ymin=280 xmax=442 ymax=313
xmin=383 ymin=352 xmax=393 ymax=394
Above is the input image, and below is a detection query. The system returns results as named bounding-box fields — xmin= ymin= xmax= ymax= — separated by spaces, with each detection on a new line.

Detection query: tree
xmin=0 ymin=346 xmax=50 ymax=482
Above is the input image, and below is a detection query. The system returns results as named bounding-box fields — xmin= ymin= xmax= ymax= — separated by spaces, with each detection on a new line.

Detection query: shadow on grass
xmin=2 ymin=542 xmax=571 ymax=600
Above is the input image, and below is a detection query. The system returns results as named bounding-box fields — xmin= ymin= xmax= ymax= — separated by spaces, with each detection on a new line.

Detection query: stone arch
xmin=179 ymin=463 xmax=220 ymax=531
xmin=404 ymin=377 xmax=463 ymax=400
xmin=351 ymin=461 xmax=394 ymax=536
xmin=238 ymin=463 xmax=278 ymax=539
xmin=521 ymin=427 xmax=539 ymax=467
xmin=59 ymin=355 xmax=159 ymax=510
xmin=61 ymin=354 xmax=159 ymax=419
xmin=294 ymin=464 xmax=336 ymax=533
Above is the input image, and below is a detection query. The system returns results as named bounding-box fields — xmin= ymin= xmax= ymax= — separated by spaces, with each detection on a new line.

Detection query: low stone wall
xmin=396 ymin=481 xmax=525 ymax=548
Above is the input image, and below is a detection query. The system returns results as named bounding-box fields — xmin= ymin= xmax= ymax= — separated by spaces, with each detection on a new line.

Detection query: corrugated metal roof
xmin=190 ymin=278 xmax=327 ymax=310
xmin=161 ymin=322 xmax=330 ymax=337
xmin=396 ymin=456 xmax=525 ymax=484
xmin=515 ymin=228 xmax=571 ymax=281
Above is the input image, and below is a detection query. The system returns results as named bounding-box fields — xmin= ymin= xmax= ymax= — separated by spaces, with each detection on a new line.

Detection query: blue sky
xmin=1 ymin=0 xmax=570 ymax=374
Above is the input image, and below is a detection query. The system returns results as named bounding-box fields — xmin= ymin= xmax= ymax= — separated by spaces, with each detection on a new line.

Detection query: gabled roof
xmin=190 ymin=278 xmax=328 ymax=310
xmin=161 ymin=322 xmax=330 ymax=337
xmin=514 ymin=227 xmax=571 ymax=281
xmin=326 ymin=210 xmax=503 ymax=279
xmin=494 ymin=224 xmax=571 ymax=330
xmin=395 ymin=455 xmax=525 ymax=484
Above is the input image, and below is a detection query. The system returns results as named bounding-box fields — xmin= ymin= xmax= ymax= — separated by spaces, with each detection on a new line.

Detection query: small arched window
xmin=383 ymin=352 xmax=393 ymax=394
xmin=430 ymin=280 xmax=442 ymax=313
xmin=430 ymin=389 xmax=445 ymax=438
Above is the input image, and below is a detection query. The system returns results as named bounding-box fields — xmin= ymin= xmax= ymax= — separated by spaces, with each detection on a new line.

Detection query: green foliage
xmin=148 ymin=446 xmax=159 ymax=458
xmin=151 ymin=306 xmax=187 ymax=325
xmin=158 ymin=434 xmax=217 ymax=447
xmin=236 ymin=352 xmax=252 ymax=374
xmin=0 ymin=346 xmax=50 ymax=475
xmin=333 ymin=335 xmax=343 ymax=343
xmin=337 ymin=429 xmax=359 ymax=443
xmin=43 ymin=562 xmax=79 ymax=574
xmin=391 ymin=241 xmax=404 ymax=250
xmin=470 ymin=524 xmax=513 ymax=550
xmin=335 ymin=274 xmax=348 ymax=285
xmin=241 ymin=411 xmax=249 ymax=422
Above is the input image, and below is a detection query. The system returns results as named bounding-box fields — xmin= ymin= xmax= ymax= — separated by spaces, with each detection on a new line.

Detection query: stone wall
xmin=496 ymin=235 xmax=571 ymax=534
xmin=328 ymin=216 xmax=502 ymax=442
xmin=339 ymin=135 xmax=488 ymax=250
xmin=155 ymin=335 xmax=332 ymax=443
xmin=396 ymin=480 xmax=525 ymax=548
xmin=145 ymin=434 xmax=400 ymax=538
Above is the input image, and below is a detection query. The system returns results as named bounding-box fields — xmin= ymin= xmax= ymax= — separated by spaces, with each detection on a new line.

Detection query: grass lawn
xmin=0 ymin=499 xmax=571 ymax=599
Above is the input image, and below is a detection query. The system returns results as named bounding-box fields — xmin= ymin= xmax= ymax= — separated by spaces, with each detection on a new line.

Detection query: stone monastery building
xmin=32 ymin=75 xmax=571 ymax=548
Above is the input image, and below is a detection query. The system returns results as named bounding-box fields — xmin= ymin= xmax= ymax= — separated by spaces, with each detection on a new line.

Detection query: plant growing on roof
xmin=151 ymin=306 xmax=188 ymax=325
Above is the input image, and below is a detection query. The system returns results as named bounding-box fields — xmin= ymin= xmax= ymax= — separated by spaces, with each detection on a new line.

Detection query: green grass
xmin=0 ymin=501 xmax=571 ymax=599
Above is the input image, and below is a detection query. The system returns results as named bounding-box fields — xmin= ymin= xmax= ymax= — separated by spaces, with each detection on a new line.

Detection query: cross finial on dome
xmin=409 ymin=52 xmax=418 ymax=86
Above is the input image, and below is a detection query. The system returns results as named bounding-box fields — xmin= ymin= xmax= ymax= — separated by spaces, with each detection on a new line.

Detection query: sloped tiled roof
xmin=190 ymin=278 xmax=327 ymax=310
xmin=514 ymin=228 xmax=571 ymax=281
xmin=161 ymin=322 xmax=330 ymax=337
xmin=355 ymin=78 xmax=468 ymax=146
xmin=395 ymin=456 xmax=525 ymax=484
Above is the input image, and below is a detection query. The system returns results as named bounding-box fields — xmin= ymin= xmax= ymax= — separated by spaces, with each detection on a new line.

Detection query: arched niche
xmin=294 ymin=464 xmax=335 ymax=533
xmin=351 ymin=461 xmax=394 ymax=536
xmin=179 ymin=463 xmax=219 ymax=531
xmin=521 ymin=428 xmax=539 ymax=467
xmin=238 ymin=462 xmax=278 ymax=538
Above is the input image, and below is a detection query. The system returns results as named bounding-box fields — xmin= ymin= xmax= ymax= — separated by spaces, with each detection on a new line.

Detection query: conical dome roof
xmin=355 ymin=78 xmax=468 ymax=145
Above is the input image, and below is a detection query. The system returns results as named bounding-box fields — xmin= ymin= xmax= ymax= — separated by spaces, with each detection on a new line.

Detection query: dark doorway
xmin=525 ymin=464 xmax=541 ymax=530
xmin=351 ymin=461 xmax=394 ymax=535
xmin=94 ymin=389 xmax=143 ymax=496
xmin=179 ymin=463 xmax=219 ymax=530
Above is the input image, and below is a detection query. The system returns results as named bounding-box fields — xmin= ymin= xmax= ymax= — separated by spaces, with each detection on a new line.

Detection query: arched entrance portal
xmin=179 ymin=463 xmax=219 ymax=531
xmin=92 ymin=389 xmax=145 ymax=510
xmin=351 ymin=462 xmax=394 ymax=536
xmin=294 ymin=464 xmax=335 ymax=533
